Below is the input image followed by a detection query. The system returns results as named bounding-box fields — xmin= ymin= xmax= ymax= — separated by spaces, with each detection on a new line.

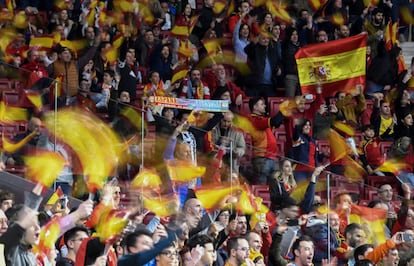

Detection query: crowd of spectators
xmin=0 ymin=0 xmax=413 ymax=265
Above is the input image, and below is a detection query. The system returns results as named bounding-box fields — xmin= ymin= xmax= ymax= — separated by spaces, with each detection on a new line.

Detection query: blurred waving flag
xmin=2 ymin=131 xmax=36 ymax=153
xmin=43 ymin=109 xmax=121 ymax=193
xmin=34 ymin=217 xmax=61 ymax=257
xmin=166 ymin=160 xmax=206 ymax=182
xmin=143 ymin=194 xmax=178 ymax=217
xmin=295 ymin=33 xmax=367 ymax=97
xmin=350 ymin=204 xmax=387 ymax=244
xmin=24 ymin=150 xmax=67 ymax=188
xmin=46 ymin=187 xmax=64 ymax=205
xmin=195 ymin=184 xmax=241 ymax=210
xmin=131 ymin=168 xmax=162 ymax=188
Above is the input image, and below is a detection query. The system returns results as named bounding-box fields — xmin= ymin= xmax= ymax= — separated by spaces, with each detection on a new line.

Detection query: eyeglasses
xmin=71 ymin=238 xmax=87 ymax=242
xmin=237 ymin=247 xmax=249 ymax=252
xmin=0 ymin=218 xmax=7 ymax=225
xmin=160 ymin=250 xmax=179 ymax=258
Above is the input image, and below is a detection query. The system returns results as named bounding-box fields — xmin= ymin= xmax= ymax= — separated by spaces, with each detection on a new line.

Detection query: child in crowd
xmin=359 ymin=124 xmax=385 ymax=176
xmin=93 ymin=69 xmax=115 ymax=109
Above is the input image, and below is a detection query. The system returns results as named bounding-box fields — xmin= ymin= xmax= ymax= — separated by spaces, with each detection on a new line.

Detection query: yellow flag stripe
xmin=296 ymin=47 xmax=366 ymax=86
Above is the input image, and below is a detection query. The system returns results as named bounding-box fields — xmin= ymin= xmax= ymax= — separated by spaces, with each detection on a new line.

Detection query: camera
xmin=402 ymin=233 xmax=413 ymax=242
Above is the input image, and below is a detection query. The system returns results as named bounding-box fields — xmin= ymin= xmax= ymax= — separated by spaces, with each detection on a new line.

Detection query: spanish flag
xmin=295 ymin=33 xmax=367 ymax=97
xmin=350 ymin=204 xmax=387 ymax=244
xmin=46 ymin=187 xmax=64 ymax=205
xmin=384 ymin=21 xmax=398 ymax=51
xmin=166 ymin=160 xmax=206 ymax=182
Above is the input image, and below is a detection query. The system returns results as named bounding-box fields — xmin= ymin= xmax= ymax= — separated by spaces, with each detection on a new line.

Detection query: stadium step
xmin=400 ymin=41 xmax=414 ymax=69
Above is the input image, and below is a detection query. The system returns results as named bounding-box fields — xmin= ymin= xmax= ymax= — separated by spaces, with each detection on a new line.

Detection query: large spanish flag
xmin=295 ymin=33 xmax=367 ymax=97
xmin=350 ymin=204 xmax=387 ymax=244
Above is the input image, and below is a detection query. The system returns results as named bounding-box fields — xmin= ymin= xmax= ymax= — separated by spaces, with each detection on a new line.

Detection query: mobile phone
xmin=287 ymin=219 xmax=299 ymax=226
xmin=402 ymin=233 xmax=413 ymax=242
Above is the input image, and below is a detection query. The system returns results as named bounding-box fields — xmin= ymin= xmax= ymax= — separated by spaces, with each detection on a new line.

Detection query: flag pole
xmin=327 ymin=172 xmax=331 ymax=262
xmin=53 ymin=80 xmax=58 ymax=191
xmin=141 ymin=108 xmax=145 ymax=168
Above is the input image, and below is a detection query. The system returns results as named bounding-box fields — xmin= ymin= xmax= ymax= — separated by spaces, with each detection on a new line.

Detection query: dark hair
xmin=344 ymin=223 xmax=363 ymax=237
xmin=279 ymin=196 xmax=297 ymax=209
xmin=227 ymin=236 xmax=246 ymax=256
xmin=64 ymin=226 xmax=90 ymax=247
xmin=186 ymin=234 xmax=214 ymax=249
xmin=367 ymin=200 xmax=381 ymax=208
xmin=124 ymin=229 xmax=153 ymax=253
xmin=361 ymin=124 xmax=375 ymax=132
xmin=104 ymin=69 xmax=115 ymax=77
xmin=0 ymin=190 xmax=14 ymax=203
xmin=5 ymin=203 xmax=24 ymax=222
xmin=249 ymin=97 xmax=262 ymax=112
xmin=291 ymin=235 xmax=313 ymax=258
xmin=354 ymin=259 xmax=375 ymax=266
xmin=354 ymin=244 xmax=373 ymax=261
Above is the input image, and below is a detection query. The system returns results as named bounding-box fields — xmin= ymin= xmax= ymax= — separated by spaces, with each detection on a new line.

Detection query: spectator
xmin=210 ymin=111 xmax=246 ymax=175
xmin=315 ymin=30 xmax=329 ymax=43
xmin=359 ymin=125 xmax=385 ymax=175
xmin=394 ymin=111 xmax=414 ymax=141
xmin=244 ymin=32 xmax=282 ymax=97
xmin=205 ymin=64 xmax=246 ymax=110
xmin=48 ymin=43 xmax=99 ymax=107
xmin=179 ymin=68 xmax=210 ymax=99
xmin=224 ymin=236 xmax=253 ymax=266
xmin=76 ymin=78 xmax=96 ymax=113
xmin=334 ymin=86 xmax=366 ymax=128
xmin=268 ymin=159 xmax=297 ymax=210
xmin=143 ymin=71 xmax=175 ymax=103
xmin=296 ymin=9 xmax=317 ymax=45
xmin=370 ymin=100 xmax=396 ymax=141
xmin=186 ymin=234 xmax=216 ymax=266
xmin=0 ymin=210 xmax=8 ymax=237
xmin=149 ymin=42 xmax=176 ymax=83
xmin=228 ymin=0 xmax=259 ymax=36
xmin=0 ymin=190 xmax=14 ymax=212
xmin=232 ymin=15 xmax=251 ymax=64
xmin=56 ymin=226 xmax=90 ymax=266
xmin=291 ymin=119 xmax=320 ymax=182
xmin=281 ymin=27 xmax=301 ymax=97
xmin=335 ymin=24 xmax=350 ymax=39
xmin=191 ymin=0 xmax=223 ymax=46
xmin=312 ymin=101 xmax=338 ymax=140
xmin=117 ymin=45 xmax=141 ymax=102
xmin=291 ymin=235 xmax=315 ymax=266
xmin=366 ymin=42 xmax=399 ymax=95
xmin=93 ymin=69 xmax=115 ymax=110
xmin=247 ymin=97 xmax=284 ymax=184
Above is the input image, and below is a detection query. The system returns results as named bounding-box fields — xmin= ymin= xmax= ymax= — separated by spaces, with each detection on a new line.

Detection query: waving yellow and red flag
xmin=350 ymin=204 xmax=387 ymax=244
xmin=0 ymin=101 xmax=27 ymax=122
xmin=295 ymin=33 xmax=367 ymax=97
xmin=143 ymin=194 xmax=179 ymax=217
xmin=95 ymin=209 xmax=129 ymax=243
xmin=384 ymin=21 xmax=398 ymax=51
xmin=2 ymin=131 xmax=36 ymax=153
xmin=131 ymin=168 xmax=162 ymax=188
xmin=46 ymin=187 xmax=64 ymax=205
xmin=166 ymin=160 xmax=206 ymax=182
xmin=43 ymin=109 xmax=121 ymax=193
xmin=328 ymin=129 xmax=350 ymax=163
xmin=34 ymin=217 xmax=61 ymax=258
xmin=195 ymin=184 xmax=241 ymax=210
xmin=24 ymin=150 xmax=68 ymax=188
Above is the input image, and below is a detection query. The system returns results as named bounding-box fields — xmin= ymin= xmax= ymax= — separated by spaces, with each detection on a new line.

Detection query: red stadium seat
xmin=268 ymin=97 xmax=287 ymax=117
xmin=237 ymin=98 xmax=251 ymax=115
xmin=379 ymin=141 xmax=393 ymax=156
xmin=2 ymin=91 xmax=20 ymax=106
